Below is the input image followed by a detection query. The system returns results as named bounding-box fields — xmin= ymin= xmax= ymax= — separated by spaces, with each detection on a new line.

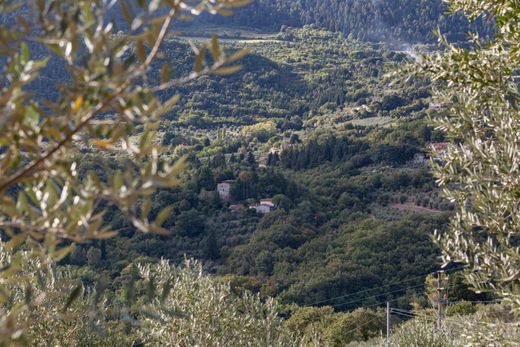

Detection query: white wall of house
xmin=254 ymin=204 xmax=272 ymax=214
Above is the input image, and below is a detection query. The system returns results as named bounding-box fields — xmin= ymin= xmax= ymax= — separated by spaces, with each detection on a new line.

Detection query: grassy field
xmin=178 ymin=23 xmax=279 ymax=42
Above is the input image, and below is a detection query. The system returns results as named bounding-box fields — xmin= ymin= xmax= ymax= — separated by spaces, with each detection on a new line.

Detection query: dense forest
xmin=199 ymin=0 xmax=494 ymax=43
xmin=1 ymin=1 xmax=492 ymax=44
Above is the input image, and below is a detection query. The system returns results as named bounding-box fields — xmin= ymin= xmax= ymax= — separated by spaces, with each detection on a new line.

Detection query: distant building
xmin=250 ymin=204 xmax=272 ymax=214
xmin=260 ymin=199 xmax=275 ymax=208
xmin=249 ymin=198 xmax=275 ymax=214
xmin=429 ymin=142 xmax=448 ymax=151
xmin=353 ymin=104 xmax=370 ymax=112
xmin=428 ymin=142 xmax=449 ymax=160
xmin=217 ymin=180 xmax=235 ymax=202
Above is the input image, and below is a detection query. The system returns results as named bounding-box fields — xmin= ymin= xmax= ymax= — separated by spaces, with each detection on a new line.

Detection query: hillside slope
xmin=69 ymin=28 xmax=456 ymax=312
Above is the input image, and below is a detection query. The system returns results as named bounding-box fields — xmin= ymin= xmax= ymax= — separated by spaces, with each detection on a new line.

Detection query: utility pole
xmin=437 ymin=270 xmax=443 ymax=329
xmin=386 ymin=302 xmax=390 ymax=347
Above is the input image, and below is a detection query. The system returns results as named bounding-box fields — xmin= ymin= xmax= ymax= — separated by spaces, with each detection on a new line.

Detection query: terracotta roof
xmin=429 ymin=142 xmax=448 ymax=150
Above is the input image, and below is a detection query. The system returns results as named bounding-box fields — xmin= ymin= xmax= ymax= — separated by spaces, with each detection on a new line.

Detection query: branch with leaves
xmin=0 ymin=0 xmax=250 ymax=342
xmin=419 ymin=0 xmax=520 ymax=315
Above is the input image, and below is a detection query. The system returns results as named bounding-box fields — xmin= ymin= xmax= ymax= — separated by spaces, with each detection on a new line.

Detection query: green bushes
xmin=285 ymin=307 xmax=385 ymax=346
xmin=447 ymin=301 xmax=477 ymax=316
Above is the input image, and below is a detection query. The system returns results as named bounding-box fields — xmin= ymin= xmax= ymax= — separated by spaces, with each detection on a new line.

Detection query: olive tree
xmin=0 ymin=0 xmax=250 ymax=341
xmin=137 ymin=259 xmax=299 ymax=346
xmin=420 ymin=0 xmax=520 ymax=312
xmin=0 ymin=241 xmax=300 ymax=346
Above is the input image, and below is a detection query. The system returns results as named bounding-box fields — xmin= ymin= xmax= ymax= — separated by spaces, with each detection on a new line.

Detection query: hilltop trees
xmin=206 ymin=0 xmax=494 ymax=43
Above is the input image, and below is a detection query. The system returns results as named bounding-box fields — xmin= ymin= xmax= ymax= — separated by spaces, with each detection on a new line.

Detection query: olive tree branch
xmin=0 ymin=5 xmax=180 ymax=193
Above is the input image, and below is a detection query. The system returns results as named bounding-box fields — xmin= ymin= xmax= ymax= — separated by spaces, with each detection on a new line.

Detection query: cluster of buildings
xmin=410 ymin=142 xmax=450 ymax=167
xmin=226 ymin=199 xmax=275 ymax=214
xmin=428 ymin=142 xmax=449 ymax=158
xmin=216 ymin=181 xmax=275 ymax=214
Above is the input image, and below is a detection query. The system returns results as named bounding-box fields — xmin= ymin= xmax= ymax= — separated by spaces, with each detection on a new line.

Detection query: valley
xmin=73 ymin=26 xmax=455 ymax=313
xmin=1 ymin=1 xmax=517 ymax=345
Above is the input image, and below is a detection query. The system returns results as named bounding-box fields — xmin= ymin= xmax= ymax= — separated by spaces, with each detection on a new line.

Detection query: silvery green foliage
xmin=0 ymin=241 xmax=127 ymax=346
xmin=1 ymin=242 xmax=299 ymax=346
xmin=385 ymin=309 xmax=519 ymax=347
xmin=345 ymin=306 xmax=519 ymax=347
xmin=0 ymin=0 xmax=249 ymax=340
xmin=389 ymin=319 xmax=455 ymax=347
xmin=458 ymin=318 xmax=520 ymax=347
xmin=136 ymin=258 xmax=300 ymax=347
xmin=420 ymin=0 xmax=520 ymax=313
xmin=0 ymin=0 xmax=248 ymax=249
xmin=456 ymin=304 xmax=520 ymax=346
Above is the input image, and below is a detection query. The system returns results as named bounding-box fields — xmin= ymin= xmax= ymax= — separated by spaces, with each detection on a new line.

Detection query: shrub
xmin=390 ymin=319 xmax=454 ymax=347
xmin=447 ymin=301 xmax=477 ymax=316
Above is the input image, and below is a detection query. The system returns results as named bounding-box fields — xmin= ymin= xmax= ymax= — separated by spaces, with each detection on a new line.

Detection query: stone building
xmin=217 ymin=180 xmax=235 ymax=202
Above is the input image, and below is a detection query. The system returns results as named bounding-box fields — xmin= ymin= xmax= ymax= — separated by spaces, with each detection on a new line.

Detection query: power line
xmin=329 ymin=295 xmax=409 ymax=313
xmin=306 ymin=265 xmax=467 ymax=307
xmin=302 ymin=296 xmax=406 ymax=324
xmin=340 ymin=315 xmax=386 ymax=338
xmin=391 ymin=310 xmax=436 ymax=321
xmin=390 ymin=307 xmax=415 ymax=314
xmin=308 ymin=274 xmax=427 ymax=306
xmin=361 ymin=296 xmax=406 ymax=310
xmin=328 ymin=283 xmax=425 ymax=309
xmin=390 ymin=307 xmax=435 ymax=320
xmin=313 ymin=300 xmax=437 ymax=344
xmin=298 ymin=265 xmax=470 ymax=328
xmin=390 ymin=310 xmax=416 ymax=319
xmin=447 ymin=299 xmax=500 ymax=304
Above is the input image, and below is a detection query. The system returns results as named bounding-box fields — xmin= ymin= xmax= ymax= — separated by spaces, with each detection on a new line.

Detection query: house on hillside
xmin=353 ymin=104 xmax=370 ymax=113
xmin=429 ymin=101 xmax=451 ymax=110
xmin=428 ymin=142 xmax=449 ymax=160
xmin=217 ymin=180 xmax=235 ymax=202
xmin=260 ymin=199 xmax=275 ymax=208
xmin=249 ymin=198 xmax=275 ymax=214
xmin=250 ymin=204 xmax=272 ymax=214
